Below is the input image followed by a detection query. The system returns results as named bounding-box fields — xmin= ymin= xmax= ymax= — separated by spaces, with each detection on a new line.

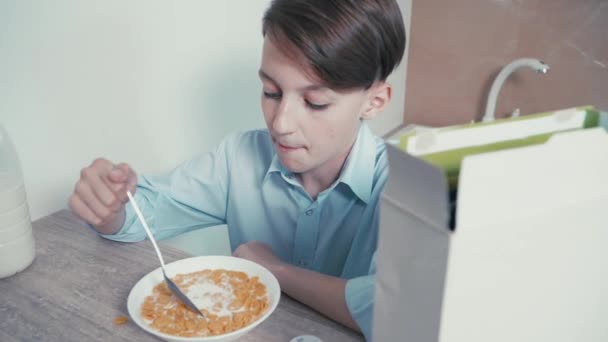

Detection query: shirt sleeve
xmin=345 ymin=251 xmax=377 ymax=341
xmin=100 ymin=131 xmax=244 ymax=242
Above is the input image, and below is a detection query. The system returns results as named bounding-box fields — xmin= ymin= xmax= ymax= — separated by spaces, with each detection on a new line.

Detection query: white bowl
xmin=0 ymin=216 xmax=32 ymax=244
xmin=0 ymin=201 xmax=29 ymax=228
xmin=127 ymin=255 xmax=281 ymax=342
xmin=0 ymin=227 xmax=35 ymax=279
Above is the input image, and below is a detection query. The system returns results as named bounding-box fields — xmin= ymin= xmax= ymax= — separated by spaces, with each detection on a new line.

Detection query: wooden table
xmin=0 ymin=210 xmax=363 ymax=342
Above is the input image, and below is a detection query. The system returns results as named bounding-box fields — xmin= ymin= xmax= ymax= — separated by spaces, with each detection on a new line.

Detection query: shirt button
xmin=305 ymin=209 xmax=314 ymax=216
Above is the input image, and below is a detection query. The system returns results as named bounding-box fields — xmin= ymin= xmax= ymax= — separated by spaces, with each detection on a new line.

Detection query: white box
xmin=373 ymin=127 xmax=608 ymax=342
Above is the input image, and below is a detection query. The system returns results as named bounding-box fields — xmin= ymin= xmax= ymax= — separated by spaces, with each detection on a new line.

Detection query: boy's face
xmin=259 ymin=37 xmax=384 ymax=177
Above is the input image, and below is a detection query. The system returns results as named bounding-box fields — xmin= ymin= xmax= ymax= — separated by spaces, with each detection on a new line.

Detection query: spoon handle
xmin=126 ymin=191 xmax=167 ymax=271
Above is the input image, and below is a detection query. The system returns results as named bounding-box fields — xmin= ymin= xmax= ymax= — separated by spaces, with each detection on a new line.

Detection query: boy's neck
xmin=296 ymin=143 xmax=354 ymax=201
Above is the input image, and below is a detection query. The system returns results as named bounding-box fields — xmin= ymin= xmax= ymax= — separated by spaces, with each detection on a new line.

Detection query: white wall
xmin=0 ymin=0 xmax=410 ymax=255
xmin=369 ymin=0 xmax=411 ymax=137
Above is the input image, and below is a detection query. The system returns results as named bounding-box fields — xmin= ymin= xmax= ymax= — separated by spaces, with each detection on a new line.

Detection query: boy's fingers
xmin=74 ymin=181 xmax=116 ymax=223
xmin=108 ymin=163 xmax=135 ymax=185
xmin=71 ymin=158 xmax=128 ymax=227
xmin=90 ymin=158 xmax=115 ymax=177
xmin=69 ymin=194 xmax=102 ymax=226
xmin=115 ymin=176 xmax=137 ymax=204
xmin=117 ymin=163 xmax=131 ymax=173
xmin=109 ymin=167 xmax=127 ymax=183
xmin=89 ymin=173 xmax=122 ymax=211
xmin=109 ymin=163 xmax=137 ymax=203
xmin=108 ymin=163 xmax=128 ymax=182
xmin=126 ymin=170 xmax=137 ymax=193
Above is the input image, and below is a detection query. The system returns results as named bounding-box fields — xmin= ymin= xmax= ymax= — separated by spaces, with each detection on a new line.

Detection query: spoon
xmin=126 ymin=191 xmax=205 ymax=317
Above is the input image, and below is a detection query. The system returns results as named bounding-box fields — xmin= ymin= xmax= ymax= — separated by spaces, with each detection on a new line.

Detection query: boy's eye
xmin=263 ymin=91 xmax=282 ymax=100
xmin=263 ymin=91 xmax=329 ymax=111
xmin=305 ymin=100 xmax=329 ymax=111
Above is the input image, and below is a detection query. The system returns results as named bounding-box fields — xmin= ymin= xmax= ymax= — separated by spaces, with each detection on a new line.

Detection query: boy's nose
xmin=272 ymin=99 xmax=296 ymax=134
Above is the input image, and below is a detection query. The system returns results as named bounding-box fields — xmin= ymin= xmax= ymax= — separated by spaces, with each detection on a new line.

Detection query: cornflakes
xmin=113 ymin=315 xmax=129 ymax=325
xmin=140 ymin=269 xmax=269 ymax=337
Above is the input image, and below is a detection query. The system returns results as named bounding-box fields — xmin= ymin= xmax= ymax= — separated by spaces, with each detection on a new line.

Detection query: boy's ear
xmin=361 ymin=82 xmax=392 ymax=120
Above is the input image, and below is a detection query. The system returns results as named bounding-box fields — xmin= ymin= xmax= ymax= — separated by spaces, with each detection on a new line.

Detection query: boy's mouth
xmin=276 ymin=142 xmax=304 ymax=153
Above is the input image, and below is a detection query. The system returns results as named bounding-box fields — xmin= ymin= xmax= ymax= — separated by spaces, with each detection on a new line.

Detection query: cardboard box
xmin=373 ymin=127 xmax=608 ymax=342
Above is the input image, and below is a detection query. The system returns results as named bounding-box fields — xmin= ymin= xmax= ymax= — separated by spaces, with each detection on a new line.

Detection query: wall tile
xmin=405 ymin=0 xmax=608 ymax=126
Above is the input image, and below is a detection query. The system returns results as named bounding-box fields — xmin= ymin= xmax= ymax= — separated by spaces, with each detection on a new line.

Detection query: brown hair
xmin=262 ymin=0 xmax=406 ymax=90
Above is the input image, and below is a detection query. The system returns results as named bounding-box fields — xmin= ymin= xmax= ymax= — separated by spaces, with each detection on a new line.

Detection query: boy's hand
xmin=234 ymin=241 xmax=360 ymax=332
xmin=233 ymin=241 xmax=284 ymax=273
xmin=68 ymin=158 xmax=137 ymax=234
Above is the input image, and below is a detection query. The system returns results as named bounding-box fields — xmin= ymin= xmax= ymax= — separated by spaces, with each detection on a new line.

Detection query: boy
xmin=69 ymin=0 xmax=406 ymax=339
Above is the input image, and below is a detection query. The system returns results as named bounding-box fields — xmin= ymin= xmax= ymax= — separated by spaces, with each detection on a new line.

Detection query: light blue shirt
xmin=102 ymin=122 xmax=388 ymax=340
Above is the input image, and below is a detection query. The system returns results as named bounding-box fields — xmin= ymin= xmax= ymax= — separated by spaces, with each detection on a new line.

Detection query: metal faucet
xmin=482 ymin=58 xmax=549 ymax=122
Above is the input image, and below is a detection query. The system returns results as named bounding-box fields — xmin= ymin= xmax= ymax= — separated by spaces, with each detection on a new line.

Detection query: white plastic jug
xmin=0 ymin=125 xmax=35 ymax=278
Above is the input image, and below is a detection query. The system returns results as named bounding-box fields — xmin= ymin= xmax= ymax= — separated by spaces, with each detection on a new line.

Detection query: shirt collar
xmin=266 ymin=152 xmax=289 ymax=176
xmin=264 ymin=149 xmax=293 ymax=184
xmin=337 ymin=122 xmax=377 ymax=204
xmin=264 ymin=123 xmax=378 ymax=203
